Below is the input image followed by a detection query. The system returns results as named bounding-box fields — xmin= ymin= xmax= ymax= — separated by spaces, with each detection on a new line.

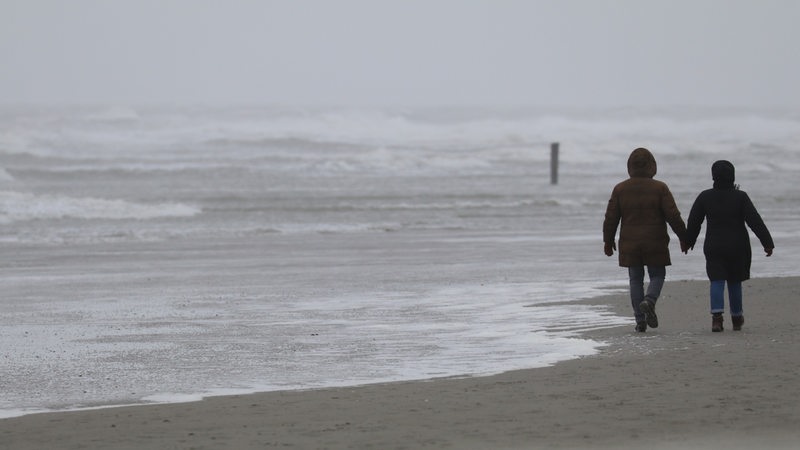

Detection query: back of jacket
xmin=686 ymin=187 xmax=774 ymax=281
xmin=603 ymin=148 xmax=686 ymax=267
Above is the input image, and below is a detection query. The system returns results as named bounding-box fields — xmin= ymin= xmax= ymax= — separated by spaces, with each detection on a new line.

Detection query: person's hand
xmin=680 ymin=240 xmax=690 ymax=254
xmin=604 ymin=241 xmax=616 ymax=257
xmin=765 ymin=247 xmax=773 ymax=257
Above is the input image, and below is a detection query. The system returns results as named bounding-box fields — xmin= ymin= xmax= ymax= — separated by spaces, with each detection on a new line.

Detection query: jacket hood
xmin=712 ymin=160 xmax=735 ymax=189
xmin=627 ymin=147 xmax=657 ymax=178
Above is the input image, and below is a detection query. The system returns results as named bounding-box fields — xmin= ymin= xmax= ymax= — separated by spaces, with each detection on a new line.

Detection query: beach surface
xmin=2 ymin=276 xmax=799 ymax=450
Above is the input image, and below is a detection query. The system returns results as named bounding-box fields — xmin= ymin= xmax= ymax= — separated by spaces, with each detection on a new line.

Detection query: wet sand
xmin=2 ymin=276 xmax=799 ymax=449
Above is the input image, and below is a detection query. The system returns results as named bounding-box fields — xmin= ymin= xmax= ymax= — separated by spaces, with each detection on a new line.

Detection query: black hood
xmin=712 ymin=160 xmax=735 ymax=189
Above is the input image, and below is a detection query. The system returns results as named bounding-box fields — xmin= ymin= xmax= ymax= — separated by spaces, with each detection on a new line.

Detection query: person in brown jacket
xmin=603 ymin=148 xmax=688 ymax=332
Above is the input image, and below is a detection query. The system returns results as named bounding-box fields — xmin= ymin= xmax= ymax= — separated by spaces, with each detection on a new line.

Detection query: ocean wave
xmin=0 ymin=168 xmax=14 ymax=182
xmin=0 ymin=191 xmax=201 ymax=224
xmin=80 ymin=106 xmax=142 ymax=122
xmin=202 ymin=196 xmax=577 ymax=215
xmin=4 ymin=107 xmax=797 ymax=162
xmin=0 ymin=108 xmax=796 ymax=199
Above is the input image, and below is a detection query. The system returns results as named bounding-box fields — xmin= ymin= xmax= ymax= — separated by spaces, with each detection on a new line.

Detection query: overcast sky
xmin=2 ymin=0 xmax=799 ymax=108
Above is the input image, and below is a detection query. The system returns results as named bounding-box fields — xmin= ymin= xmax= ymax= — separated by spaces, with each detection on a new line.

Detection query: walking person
xmin=684 ymin=160 xmax=774 ymax=332
xmin=603 ymin=148 xmax=689 ymax=332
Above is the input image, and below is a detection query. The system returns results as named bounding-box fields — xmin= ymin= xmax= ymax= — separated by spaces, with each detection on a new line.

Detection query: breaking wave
xmin=0 ymin=191 xmax=201 ymax=224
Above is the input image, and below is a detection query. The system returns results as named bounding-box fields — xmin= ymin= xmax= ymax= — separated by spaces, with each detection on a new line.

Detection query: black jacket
xmin=686 ymin=186 xmax=774 ymax=282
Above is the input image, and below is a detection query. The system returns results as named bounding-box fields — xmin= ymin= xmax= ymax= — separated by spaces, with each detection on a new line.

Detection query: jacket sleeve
xmin=742 ymin=192 xmax=774 ymax=249
xmin=685 ymin=194 xmax=705 ymax=248
xmin=661 ymin=185 xmax=687 ymax=242
xmin=603 ymin=188 xmax=621 ymax=244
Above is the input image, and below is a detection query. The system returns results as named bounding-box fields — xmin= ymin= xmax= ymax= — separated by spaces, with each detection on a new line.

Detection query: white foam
xmin=0 ymin=191 xmax=200 ymax=223
xmin=0 ymin=279 xmax=630 ymax=419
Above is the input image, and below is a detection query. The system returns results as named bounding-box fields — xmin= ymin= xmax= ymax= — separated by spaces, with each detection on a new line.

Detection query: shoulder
xmin=691 ymin=189 xmax=714 ymax=205
xmin=611 ymin=179 xmax=631 ymax=193
xmin=697 ymin=188 xmax=715 ymax=197
xmin=651 ymin=179 xmax=670 ymax=190
xmin=646 ymin=178 xmax=672 ymax=194
xmin=614 ymin=178 xmax=672 ymax=196
xmin=619 ymin=177 xmax=667 ymax=187
xmin=735 ymin=189 xmax=754 ymax=203
xmin=697 ymin=188 xmax=721 ymax=197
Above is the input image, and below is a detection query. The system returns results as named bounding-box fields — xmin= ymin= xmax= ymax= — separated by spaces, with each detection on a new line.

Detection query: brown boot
xmin=732 ymin=315 xmax=744 ymax=331
xmin=712 ymin=313 xmax=724 ymax=332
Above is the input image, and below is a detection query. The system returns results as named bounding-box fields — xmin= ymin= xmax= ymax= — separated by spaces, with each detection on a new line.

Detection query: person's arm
xmin=684 ymin=194 xmax=706 ymax=250
xmin=661 ymin=185 xmax=687 ymax=241
xmin=742 ymin=192 xmax=774 ymax=256
xmin=603 ymin=188 xmax=621 ymax=256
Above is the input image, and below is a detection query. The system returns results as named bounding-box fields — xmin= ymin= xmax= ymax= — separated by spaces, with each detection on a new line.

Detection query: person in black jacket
xmin=685 ymin=160 xmax=774 ymax=332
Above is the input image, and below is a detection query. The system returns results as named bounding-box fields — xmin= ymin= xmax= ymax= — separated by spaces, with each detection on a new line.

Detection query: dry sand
xmin=2 ymin=276 xmax=799 ymax=450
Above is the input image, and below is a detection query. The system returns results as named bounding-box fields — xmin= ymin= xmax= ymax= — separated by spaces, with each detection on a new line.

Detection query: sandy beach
xmin=2 ymin=276 xmax=798 ymax=450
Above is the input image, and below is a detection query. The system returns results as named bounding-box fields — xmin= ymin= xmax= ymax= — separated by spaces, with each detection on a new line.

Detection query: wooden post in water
xmin=550 ymin=142 xmax=559 ymax=185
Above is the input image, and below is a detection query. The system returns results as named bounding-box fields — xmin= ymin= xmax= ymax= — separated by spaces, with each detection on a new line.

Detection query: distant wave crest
xmin=0 ymin=191 xmax=201 ymax=223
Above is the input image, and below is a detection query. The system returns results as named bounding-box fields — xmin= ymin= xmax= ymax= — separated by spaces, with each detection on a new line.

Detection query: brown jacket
xmin=603 ymin=148 xmax=687 ymax=267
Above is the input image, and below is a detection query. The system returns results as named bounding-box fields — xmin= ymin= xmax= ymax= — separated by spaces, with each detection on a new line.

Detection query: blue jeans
xmin=628 ymin=266 xmax=666 ymax=322
xmin=710 ymin=280 xmax=743 ymax=316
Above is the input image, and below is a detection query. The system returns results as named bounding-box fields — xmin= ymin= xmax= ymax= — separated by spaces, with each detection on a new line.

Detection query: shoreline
xmin=2 ymin=276 xmax=799 ymax=449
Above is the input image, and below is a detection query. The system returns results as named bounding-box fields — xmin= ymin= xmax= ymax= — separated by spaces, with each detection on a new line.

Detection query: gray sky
xmin=2 ymin=0 xmax=799 ymax=107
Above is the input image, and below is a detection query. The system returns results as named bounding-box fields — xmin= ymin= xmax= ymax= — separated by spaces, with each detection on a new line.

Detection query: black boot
xmin=712 ymin=313 xmax=724 ymax=332
xmin=639 ymin=298 xmax=658 ymax=328
xmin=732 ymin=315 xmax=744 ymax=331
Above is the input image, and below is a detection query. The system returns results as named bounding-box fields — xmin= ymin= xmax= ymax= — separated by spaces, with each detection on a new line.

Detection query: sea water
xmin=1 ymin=106 xmax=798 ymax=417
